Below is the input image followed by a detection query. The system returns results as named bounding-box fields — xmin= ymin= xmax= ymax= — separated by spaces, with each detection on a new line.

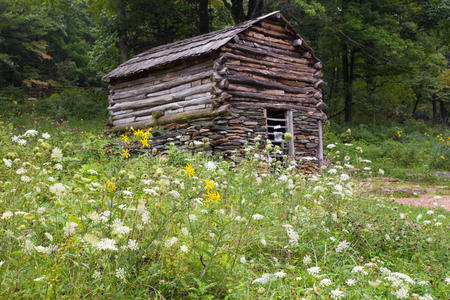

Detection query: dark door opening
xmin=266 ymin=109 xmax=293 ymax=157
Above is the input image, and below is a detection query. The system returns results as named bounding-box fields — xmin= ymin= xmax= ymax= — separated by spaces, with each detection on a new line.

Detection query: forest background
xmin=0 ymin=0 xmax=448 ymax=126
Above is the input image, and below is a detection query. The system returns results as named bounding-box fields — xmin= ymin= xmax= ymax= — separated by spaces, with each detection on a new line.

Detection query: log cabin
xmin=104 ymin=11 xmax=327 ymax=164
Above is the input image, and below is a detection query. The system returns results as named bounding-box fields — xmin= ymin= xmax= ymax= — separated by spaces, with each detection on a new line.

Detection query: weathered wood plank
xmin=227 ymin=75 xmax=317 ymax=94
xmin=109 ymin=105 xmax=230 ymax=132
xmin=110 ymin=83 xmax=214 ymax=112
xmin=111 ymin=70 xmax=213 ymax=101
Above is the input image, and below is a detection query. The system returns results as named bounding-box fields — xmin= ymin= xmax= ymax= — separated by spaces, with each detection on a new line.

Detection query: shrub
xmin=34 ymin=88 xmax=108 ymax=120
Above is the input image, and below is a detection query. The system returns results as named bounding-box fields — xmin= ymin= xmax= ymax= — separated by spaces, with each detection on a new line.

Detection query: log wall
xmin=108 ymin=58 xmax=217 ymax=130
xmin=214 ymin=17 xmax=326 ymax=161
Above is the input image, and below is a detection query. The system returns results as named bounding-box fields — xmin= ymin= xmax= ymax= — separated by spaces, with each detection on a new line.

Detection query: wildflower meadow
xmin=0 ymin=119 xmax=448 ymax=299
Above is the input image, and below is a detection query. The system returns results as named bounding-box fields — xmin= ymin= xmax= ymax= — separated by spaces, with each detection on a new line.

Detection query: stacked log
xmin=214 ymin=17 xmax=326 ymax=161
xmin=108 ymin=59 xmax=218 ymax=130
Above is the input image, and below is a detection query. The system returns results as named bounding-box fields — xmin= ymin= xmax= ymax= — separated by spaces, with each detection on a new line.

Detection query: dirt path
xmin=394 ymin=195 xmax=450 ymax=211
xmin=360 ymin=177 xmax=450 ymax=211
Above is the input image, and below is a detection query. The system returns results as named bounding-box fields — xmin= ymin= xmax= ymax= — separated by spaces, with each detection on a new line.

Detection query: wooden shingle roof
xmin=104 ymin=11 xmax=317 ymax=80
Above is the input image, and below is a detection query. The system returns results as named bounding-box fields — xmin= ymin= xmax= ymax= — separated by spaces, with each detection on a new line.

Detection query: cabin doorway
xmin=265 ymin=109 xmax=294 ymax=158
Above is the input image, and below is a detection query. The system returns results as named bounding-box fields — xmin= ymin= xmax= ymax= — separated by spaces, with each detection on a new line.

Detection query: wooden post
xmin=318 ymin=120 xmax=324 ymax=166
xmin=286 ymin=110 xmax=294 ymax=157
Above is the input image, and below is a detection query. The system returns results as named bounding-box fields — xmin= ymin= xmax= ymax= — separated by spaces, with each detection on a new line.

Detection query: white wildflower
xmin=336 ymin=240 xmax=350 ymax=253
xmin=168 ymin=190 xmax=180 ymax=198
xmin=327 ymin=144 xmax=336 ymax=149
xmin=252 ymin=214 xmax=264 ymax=220
xmin=445 ymin=277 xmax=450 ymax=285
xmin=96 ymin=238 xmax=118 ymax=251
xmin=328 ymin=168 xmax=337 ymax=174
xmin=307 ymin=267 xmax=321 ymax=275
xmin=180 ymin=245 xmax=188 ymax=253
xmin=24 ymin=129 xmax=38 ymax=137
xmin=274 ymin=271 xmax=286 ymax=278
xmin=392 ymin=285 xmax=409 ymax=299
xmin=417 ymin=281 xmax=429 ymax=286
xmin=21 ymin=175 xmax=31 ymax=182
xmin=45 ymin=232 xmax=53 ymax=241
xmin=346 ymin=278 xmax=356 ymax=286
xmin=340 ymin=174 xmax=350 ymax=181
xmin=260 ymin=239 xmax=267 ymax=246
xmin=127 ymin=239 xmax=139 ymax=251
xmin=34 ymin=276 xmax=45 ymax=282
xmin=63 ymin=222 xmax=78 ymax=236
xmin=111 ymin=219 xmax=131 ymax=235
xmin=34 ymin=245 xmax=52 ymax=254
xmin=319 ymin=278 xmax=332 ymax=287
xmin=279 ymin=174 xmax=288 ymax=182
xmin=54 ymin=163 xmax=63 ymax=170
xmin=42 ymin=132 xmax=50 ymax=139
xmin=418 ymin=294 xmax=433 ymax=300
xmin=351 ymin=266 xmax=368 ymax=275
xmin=188 ymin=214 xmax=197 ymax=221
xmin=115 ymin=267 xmax=126 ymax=280
xmin=205 ymin=161 xmax=216 ymax=172
xmin=330 ymin=289 xmax=345 ymax=299
xmin=50 ymin=183 xmax=66 ymax=197
xmin=165 ymin=237 xmax=178 ymax=248
xmin=122 ymin=190 xmax=132 ymax=197
xmin=240 ymin=256 xmax=247 ymax=264
xmin=303 ymin=255 xmax=312 ymax=265
xmin=252 ymin=273 xmax=273 ymax=284
xmin=16 ymin=167 xmax=26 ymax=175
xmin=24 ymin=239 xmax=35 ymax=252
xmin=390 ymin=272 xmax=414 ymax=285
xmin=286 ymin=227 xmax=299 ymax=246
xmin=1 ymin=211 xmax=13 ymax=220
xmin=51 ymin=147 xmax=63 ymax=162
xmin=3 ymin=158 xmax=12 ymax=168
xmin=93 ymin=270 xmax=101 ymax=279
xmin=143 ymin=188 xmax=158 ymax=196
xmin=17 ymin=139 xmax=27 ymax=146
xmin=181 ymin=227 xmax=189 ymax=236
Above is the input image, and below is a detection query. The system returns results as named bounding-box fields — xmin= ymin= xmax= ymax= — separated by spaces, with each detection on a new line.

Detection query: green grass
xmin=323 ymin=121 xmax=450 ymax=185
xmin=0 ymin=116 xmax=448 ymax=299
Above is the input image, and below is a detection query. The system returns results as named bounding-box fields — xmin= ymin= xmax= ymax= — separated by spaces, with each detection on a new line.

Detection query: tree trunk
xmin=117 ymin=0 xmax=128 ymax=63
xmin=432 ymin=99 xmax=437 ymax=124
xmin=439 ymin=100 xmax=448 ymax=127
xmin=412 ymin=98 xmax=420 ymax=117
xmin=247 ymin=0 xmax=263 ymax=19
xmin=199 ymin=0 xmax=210 ymax=34
xmin=222 ymin=0 xmax=263 ymax=23
xmin=342 ymin=44 xmax=354 ymax=123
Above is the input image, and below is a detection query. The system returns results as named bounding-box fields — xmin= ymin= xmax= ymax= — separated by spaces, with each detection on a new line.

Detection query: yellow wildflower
xmin=121 ymin=134 xmax=129 ymax=143
xmin=441 ymin=156 xmax=445 ymax=160
xmin=184 ymin=163 xmax=195 ymax=178
xmin=106 ymin=180 xmax=117 ymax=192
xmin=140 ymin=138 xmax=149 ymax=147
xmin=122 ymin=149 xmax=131 ymax=159
xmin=142 ymin=128 xmax=153 ymax=138
xmin=206 ymin=191 xmax=221 ymax=203
xmin=204 ymin=179 xmax=216 ymax=190
xmin=133 ymin=129 xmax=143 ymax=137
